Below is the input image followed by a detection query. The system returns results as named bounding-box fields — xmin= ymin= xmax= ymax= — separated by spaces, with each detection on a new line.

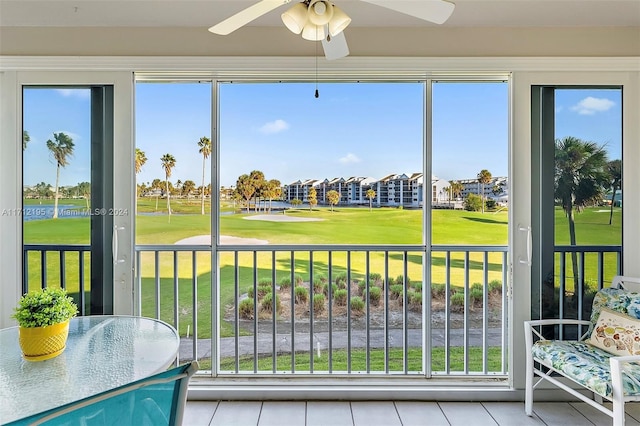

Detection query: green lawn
xmin=23 ymin=202 xmax=622 ymax=339
xmin=216 ymin=346 xmax=504 ymax=373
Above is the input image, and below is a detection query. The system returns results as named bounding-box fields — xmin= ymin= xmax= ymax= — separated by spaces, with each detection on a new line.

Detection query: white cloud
xmin=259 ymin=119 xmax=290 ymax=134
xmin=54 ymin=89 xmax=91 ymax=99
xmin=339 ymin=153 xmax=361 ymax=164
xmin=570 ymin=97 xmax=615 ymax=115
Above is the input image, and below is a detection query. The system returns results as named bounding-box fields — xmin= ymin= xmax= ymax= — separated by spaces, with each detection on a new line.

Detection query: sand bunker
xmin=175 ymin=215 xmax=321 ymax=245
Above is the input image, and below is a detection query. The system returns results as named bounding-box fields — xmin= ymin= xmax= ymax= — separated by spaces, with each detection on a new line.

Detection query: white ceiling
xmin=1 ymin=0 xmax=639 ymax=28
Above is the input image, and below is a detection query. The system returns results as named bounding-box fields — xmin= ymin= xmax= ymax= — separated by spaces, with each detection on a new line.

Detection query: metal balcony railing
xmin=22 ymin=243 xmax=622 ymax=378
xmin=134 ymin=243 xmax=509 ymax=377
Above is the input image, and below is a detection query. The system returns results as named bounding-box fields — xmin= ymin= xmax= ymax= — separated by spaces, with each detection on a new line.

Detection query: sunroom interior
xmin=1 ymin=0 xmax=640 ymax=417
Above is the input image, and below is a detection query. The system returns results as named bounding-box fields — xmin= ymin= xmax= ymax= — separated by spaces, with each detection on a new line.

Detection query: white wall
xmin=1 ymin=56 xmax=638 ymax=397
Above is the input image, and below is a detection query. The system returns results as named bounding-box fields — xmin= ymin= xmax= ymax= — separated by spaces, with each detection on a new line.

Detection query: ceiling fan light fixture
xmin=328 ymin=5 xmax=351 ymax=36
xmin=281 ymin=2 xmax=309 ymax=35
xmin=307 ymin=0 xmax=334 ymax=26
xmin=301 ymin=22 xmax=326 ymax=41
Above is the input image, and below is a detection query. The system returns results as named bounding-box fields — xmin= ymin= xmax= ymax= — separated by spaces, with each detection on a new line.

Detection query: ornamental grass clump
xmin=13 ymin=287 xmax=78 ymax=328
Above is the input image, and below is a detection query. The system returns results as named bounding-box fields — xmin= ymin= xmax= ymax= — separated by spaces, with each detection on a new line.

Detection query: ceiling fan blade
xmin=322 ymin=31 xmax=350 ymax=61
xmin=359 ymin=0 xmax=455 ymax=25
xmin=209 ymin=0 xmax=292 ymax=35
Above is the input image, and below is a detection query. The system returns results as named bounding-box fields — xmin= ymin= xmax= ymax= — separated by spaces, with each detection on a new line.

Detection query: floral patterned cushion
xmin=589 ymin=288 xmax=640 ymax=335
xmin=532 ymin=340 xmax=640 ymax=398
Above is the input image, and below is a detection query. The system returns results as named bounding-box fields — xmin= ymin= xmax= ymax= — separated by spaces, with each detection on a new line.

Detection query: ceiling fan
xmin=209 ymin=0 xmax=455 ymax=60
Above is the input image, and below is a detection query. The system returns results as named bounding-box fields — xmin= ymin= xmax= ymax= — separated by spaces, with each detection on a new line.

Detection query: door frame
xmin=0 ymin=71 xmax=135 ymax=326
xmin=510 ymin=70 xmax=640 ymax=391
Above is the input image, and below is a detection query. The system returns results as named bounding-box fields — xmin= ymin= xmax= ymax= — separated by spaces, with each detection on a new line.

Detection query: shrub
xmin=279 ymin=277 xmax=292 ymax=290
xmin=408 ymin=291 xmax=422 ymax=312
xmin=350 ymin=296 xmax=365 ymax=313
xmin=260 ymin=293 xmax=281 ymax=314
xmin=316 ymin=274 xmax=328 ymax=284
xmin=412 ymin=282 xmax=423 ymax=293
xmin=313 ymin=294 xmax=325 ymax=313
xmin=358 ymin=281 xmax=367 ymax=296
xmin=470 ymin=288 xmax=484 ymax=306
xmin=323 ymin=283 xmax=338 ymax=298
xmin=294 ymin=286 xmax=309 ymax=304
xmin=488 ymin=279 xmax=502 ymax=293
xmin=257 ymin=283 xmax=272 ymax=298
xmin=431 ymin=283 xmax=447 ymax=298
xmin=368 ymin=286 xmax=381 ymax=306
xmin=335 ymin=272 xmax=348 ymax=289
xmin=369 ymin=273 xmax=382 ymax=286
xmin=334 ymin=289 xmax=348 ymax=306
xmin=450 ymin=292 xmax=465 ymax=310
xmin=396 ymin=275 xmax=411 ymax=286
xmin=464 ymin=193 xmax=483 ymax=211
xmin=238 ymin=298 xmax=254 ymax=319
xmin=246 ymin=287 xmax=255 ymax=299
xmin=312 ymin=279 xmax=325 ymax=294
xmin=390 ymin=284 xmax=404 ymax=300
xmin=471 ymin=282 xmax=483 ymax=293
xmin=387 ymin=276 xmax=396 ymax=287
xmin=258 ymin=278 xmax=272 ymax=287
xmin=294 ymin=274 xmax=304 ymax=286
xmin=485 ymin=199 xmax=497 ymax=210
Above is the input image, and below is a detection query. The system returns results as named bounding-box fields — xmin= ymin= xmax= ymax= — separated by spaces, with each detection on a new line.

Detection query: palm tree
xmin=555 ymin=136 xmax=608 ymax=291
xmin=263 ymin=179 xmax=282 ymax=212
xmin=134 ymin=148 xmax=147 ymax=213
xmin=327 ymin=190 xmax=340 ymax=212
xmin=23 ymin=130 xmax=30 ymax=150
xmin=160 ymin=154 xmax=176 ymax=216
xmin=249 ymin=170 xmax=265 ymax=212
xmin=477 ymin=169 xmax=492 ymax=214
xmin=149 ymin=178 xmax=161 ymax=211
xmin=308 ymin=187 xmax=318 ymax=211
xmin=366 ymin=189 xmax=376 ymax=211
xmin=449 ymin=181 xmax=464 ymax=202
xmin=77 ymin=181 xmax=91 ymax=209
xmin=182 ymin=180 xmax=196 ymax=200
xmin=235 ymin=174 xmax=255 ymax=213
xmin=607 ymin=159 xmax=622 ymax=225
xmin=46 ymin=132 xmax=74 ymax=219
xmin=198 ymin=136 xmax=212 ymax=215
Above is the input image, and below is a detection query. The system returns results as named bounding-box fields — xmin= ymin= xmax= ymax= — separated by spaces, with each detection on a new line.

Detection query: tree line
xmin=23 ymin=130 xmax=622 ymax=234
xmin=135 ymin=136 xmax=212 ymax=215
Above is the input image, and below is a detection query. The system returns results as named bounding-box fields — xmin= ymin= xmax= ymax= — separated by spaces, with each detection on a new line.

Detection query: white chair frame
xmin=524 ymin=275 xmax=640 ymax=426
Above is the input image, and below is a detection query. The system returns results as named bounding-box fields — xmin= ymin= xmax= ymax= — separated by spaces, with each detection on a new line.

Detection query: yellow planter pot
xmin=18 ymin=320 xmax=70 ymax=361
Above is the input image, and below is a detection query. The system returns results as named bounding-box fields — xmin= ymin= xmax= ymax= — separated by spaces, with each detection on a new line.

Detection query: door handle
xmin=112 ymin=224 xmax=125 ymax=266
xmin=518 ymin=225 xmax=532 ymax=266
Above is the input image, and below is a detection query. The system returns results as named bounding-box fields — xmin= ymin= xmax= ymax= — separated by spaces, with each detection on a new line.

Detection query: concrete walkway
xmin=178 ymin=327 xmax=503 ymax=361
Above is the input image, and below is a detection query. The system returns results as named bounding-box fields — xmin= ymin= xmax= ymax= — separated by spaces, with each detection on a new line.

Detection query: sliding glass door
xmin=14 ymin=72 xmax=134 ymax=316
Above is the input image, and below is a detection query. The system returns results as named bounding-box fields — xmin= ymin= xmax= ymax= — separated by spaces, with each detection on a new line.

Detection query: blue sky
xmin=23 ymin=88 xmax=91 ymax=187
xmin=22 ymin=83 xmax=621 ymax=188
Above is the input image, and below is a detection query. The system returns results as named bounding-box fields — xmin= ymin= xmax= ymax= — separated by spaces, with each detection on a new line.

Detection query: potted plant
xmin=12 ymin=287 xmax=78 ymax=361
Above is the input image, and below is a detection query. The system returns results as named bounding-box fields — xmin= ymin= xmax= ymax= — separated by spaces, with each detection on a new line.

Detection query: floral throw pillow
xmin=589 ymin=308 xmax=640 ymax=356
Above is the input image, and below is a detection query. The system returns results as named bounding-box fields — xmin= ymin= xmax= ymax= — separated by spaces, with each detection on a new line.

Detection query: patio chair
xmin=7 ymin=361 xmax=198 ymax=426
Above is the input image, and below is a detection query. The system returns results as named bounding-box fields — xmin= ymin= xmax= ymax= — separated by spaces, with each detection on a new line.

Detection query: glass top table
xmin=0 ymin=315 xmax=179 ymax=424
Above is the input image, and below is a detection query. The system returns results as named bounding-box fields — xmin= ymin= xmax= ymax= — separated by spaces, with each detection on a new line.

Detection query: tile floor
xmin=183 ymin=400 xmax=640 ymax=425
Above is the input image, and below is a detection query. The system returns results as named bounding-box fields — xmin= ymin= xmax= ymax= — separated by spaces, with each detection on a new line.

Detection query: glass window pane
xmin=134 ymin=82 xmax=212 ymax=242
xmin=22 ymin=87 xmax=92 ymax=295
xmin=219 ymin=82 xmax=424 ymax=245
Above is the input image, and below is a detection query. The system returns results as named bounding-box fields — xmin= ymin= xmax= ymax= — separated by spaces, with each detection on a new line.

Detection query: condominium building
xmin=284 ymin=173 xmax=456 ymax=208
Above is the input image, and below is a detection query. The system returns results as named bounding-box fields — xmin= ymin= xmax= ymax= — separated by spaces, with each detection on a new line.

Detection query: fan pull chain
xmin=315 ymin=27 xmax=319 ymax=98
